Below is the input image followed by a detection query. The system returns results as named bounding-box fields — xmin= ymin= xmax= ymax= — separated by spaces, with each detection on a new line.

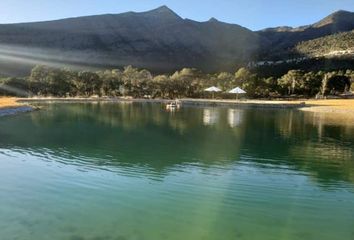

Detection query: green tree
xmin=278 ymin=70 xmax=304 ymax=95
xmin=235 ymin=67 xmax=252 ymax=85
xmin=73 ymin=71 xmax=101 ymax=96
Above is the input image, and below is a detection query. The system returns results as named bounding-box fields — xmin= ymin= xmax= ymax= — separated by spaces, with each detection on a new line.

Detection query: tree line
xmin=0 ymin=65 xmax=353 ymax=98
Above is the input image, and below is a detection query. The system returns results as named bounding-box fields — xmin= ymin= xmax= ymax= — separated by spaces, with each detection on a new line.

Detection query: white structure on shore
xmin=229 ymin=87 xmax=246 ymax=99
xmin=205 ymin=86 xmax=222 ymax=99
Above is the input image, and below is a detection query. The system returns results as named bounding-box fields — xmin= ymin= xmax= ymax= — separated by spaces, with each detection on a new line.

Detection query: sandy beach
xmin=299 ymin=99 xmax=354 ymax=114
xmin=0 ymin=97 xmax=21 ymax=109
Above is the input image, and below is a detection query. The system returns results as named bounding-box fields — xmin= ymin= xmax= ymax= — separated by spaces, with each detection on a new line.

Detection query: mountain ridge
xmin=258 ymin=9 xmax=354 ymax=59
xmin=0 ymin=6 xmax=353 ymax=76
xmin=259 ymin=9 xmax=353 ymax=32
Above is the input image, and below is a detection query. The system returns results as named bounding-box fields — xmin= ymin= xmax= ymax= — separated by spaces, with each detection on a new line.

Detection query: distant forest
xmin=0 ymin=62 xmax=353 ymax=99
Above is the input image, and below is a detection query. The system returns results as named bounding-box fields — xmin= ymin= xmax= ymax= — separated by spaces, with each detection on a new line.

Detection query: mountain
xmin=0 ymin=6 xmax=353 ymax=76
xmin=259 ymin=10 xmax=354 ymax=59
xmin=0 ymin=6 xmax=261 ymax=75
xmin=312 ymin=10 xmax=354 ymax=29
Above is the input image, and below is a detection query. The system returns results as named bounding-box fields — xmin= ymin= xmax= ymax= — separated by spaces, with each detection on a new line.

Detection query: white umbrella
xmin=229 ymin=87 xmax=246 ymax=99
xmin=204 ymin=86 xmax=222 ymax=99
xmin=229 ymin=87 xmax=246 ymax=94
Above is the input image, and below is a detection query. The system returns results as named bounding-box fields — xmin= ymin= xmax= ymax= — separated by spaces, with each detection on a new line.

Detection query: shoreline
xmin=0 ymin=97 xmax=35 ymax=117
xmin=299 ymin=99 xmax=354 ymax=116
xmin=1 ymin=97 xmax=353 ymax=118
xmin=18 ymin=97 xmax=307 ymax=108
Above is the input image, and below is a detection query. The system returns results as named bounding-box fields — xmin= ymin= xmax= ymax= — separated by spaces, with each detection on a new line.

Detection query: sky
xmin=0 ymin=0 xmax=353 ymax=30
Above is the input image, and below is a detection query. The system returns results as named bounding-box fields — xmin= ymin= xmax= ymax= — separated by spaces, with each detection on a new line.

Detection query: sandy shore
xmin=0 ymin=97 xmax=21 ymax=109
xmin=299 ymin=99 xmax=354 ymax=114
xmin=296 ymin=99 xmax=354 ymax=126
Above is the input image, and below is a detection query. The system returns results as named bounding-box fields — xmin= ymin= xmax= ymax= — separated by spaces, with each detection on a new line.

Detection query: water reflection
xmin=0 ymin=103 xmax=353 ymax=186
xmin=203 ymin=108 xmax=219 ymax=126
xmin=228 ymin=109 xmax=244 ymax=128
xmin=1 ymin=103 xmax=354 ymax=240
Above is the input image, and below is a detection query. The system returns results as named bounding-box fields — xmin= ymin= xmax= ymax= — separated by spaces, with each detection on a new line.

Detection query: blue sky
xmin=0 ymin=0 xmax=353 ymax=30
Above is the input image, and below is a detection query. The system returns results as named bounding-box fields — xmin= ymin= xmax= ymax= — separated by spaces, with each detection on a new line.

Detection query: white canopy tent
xmin=229 ymin=87 xmax=246 ymax=99
xmin=204 ymin=86 xmax=222 ymax=99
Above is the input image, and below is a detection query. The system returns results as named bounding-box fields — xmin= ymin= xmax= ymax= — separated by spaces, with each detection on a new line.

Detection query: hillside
xmin=0 ymin=6 xmax=353 ymax=76
xmin=0 ymin=6 xmax=261 ymax=75
xmin=295 ymin=30 xmax=354 ymax=57
xmin=259 ymin=10 xmax=354 ymax=59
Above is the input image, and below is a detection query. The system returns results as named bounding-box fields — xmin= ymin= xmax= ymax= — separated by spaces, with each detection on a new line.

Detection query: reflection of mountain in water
xmin=0 ymin=103 xmax=353 ymax=186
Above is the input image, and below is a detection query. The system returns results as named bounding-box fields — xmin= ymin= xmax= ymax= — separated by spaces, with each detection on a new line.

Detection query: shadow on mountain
xmin=0 ymin=6 xmax=261 ymax=76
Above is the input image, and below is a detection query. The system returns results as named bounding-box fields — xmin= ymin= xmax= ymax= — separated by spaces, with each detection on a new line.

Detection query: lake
xmin=0 ymin=103 xmax=353 ymax=240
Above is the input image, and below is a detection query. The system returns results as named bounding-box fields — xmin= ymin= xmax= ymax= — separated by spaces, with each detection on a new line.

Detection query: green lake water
xmin=0 ymin=103 xmax=354 ymax=240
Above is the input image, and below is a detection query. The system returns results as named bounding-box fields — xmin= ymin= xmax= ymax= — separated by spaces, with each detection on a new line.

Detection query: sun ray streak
xmin=0 ymin=84 xmax=29 ymax=97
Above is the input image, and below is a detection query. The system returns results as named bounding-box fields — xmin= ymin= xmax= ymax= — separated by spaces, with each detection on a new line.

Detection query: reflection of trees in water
xmin=228 ymin=109 xmax=244 ymax=128
xmin=275 ymin=109 xmax=354 ymax=139
xmin=30 ymin=104 xmax=246 ymax=133
xmin=1 ymin=103 xmax=354 ymax=185
xmin=212 ymin=108 xmax=354 ymax=186
xmin=275 ymin=110 xmax=312 ymax=139
xmin=1 ymin=103 xmax=247 ymax=175
xmin=290 ymin=142 xmax=354 ymax=187
xmin=270 ymin=109 xmax=354 ymax=185
xmin=304 ymin=111 xmax=354 ymax=137
xmin=203 ymin=108 xmax=219 ymax=126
